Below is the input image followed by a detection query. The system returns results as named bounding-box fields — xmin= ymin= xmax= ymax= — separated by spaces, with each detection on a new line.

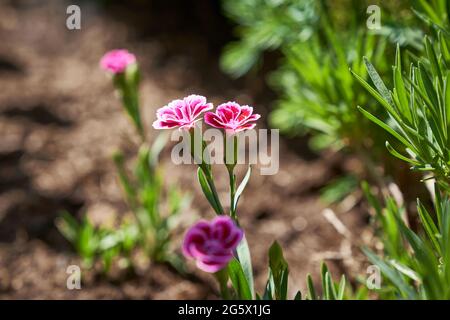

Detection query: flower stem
xmin=204 ymin=167 xmax=225 ymax=215
xmin=114 ymin=72 xmax=145 ymax=141
xmin=228 ymin=167 xmax=237 ymax=219
xmin=190 ymin=129 xmax=224 ymax=215
xmin=226 ymin=135 xmax=238 ymax=219
xmin=215 ymin=268 xmax=231 ymax=300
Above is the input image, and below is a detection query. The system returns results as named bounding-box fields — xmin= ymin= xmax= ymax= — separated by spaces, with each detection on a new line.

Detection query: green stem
xmin=226 ymin=135 xmax=238 ymax=219
xmin=190 ymin=130 xmax=224 ymax=215
xmin=200 ymin=167 xmax=224 ymax=215
xmin=215 ymin=268 xmax=231 ymax=300
xmin=114 ymin=73 xmax=145 ymax=141
xmin=228 ymin=166 xmax=237 ymax=219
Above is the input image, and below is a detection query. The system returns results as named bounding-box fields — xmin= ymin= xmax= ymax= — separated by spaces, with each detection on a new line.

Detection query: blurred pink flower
xmin=100 ymin=49 xmax=136 ymax=74
xmin=182 ymin=216 xmax=243 ymax=273
xmin=204 ymin=102 xmax=260 ymax=134
xmin=152 ymin=95 xmax=213 ymax=130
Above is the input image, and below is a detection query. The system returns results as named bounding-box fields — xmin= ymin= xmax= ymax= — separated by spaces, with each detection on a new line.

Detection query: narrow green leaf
xmin=357 ymin=106 xmax=415 ymax=151
xmin=337 ymin=275 xmax=346 ymax=300
xmin=363 ymin=247 xmax=416 ymax=299
xmin=361 ymin=181 xmax=382 ymax=217
xmin=325 ymin=272 xmax=337 ymax=300
xmin=233 ymin=165 xmax=252 ymax=212
xmin=364 ymin=57 xmax=394 ymax=106
xmin=268 ymin=241 xmax=289 ymax=300
xmin=417 ymin=199 xmax=441 ymax=254
xmin=197 ymin=168 xmax=221 ymax=214
xmin=113 ymin=151 xmax=136 ymax=204
xmin=425 ymin=36 xmax=443 ymax=87
xmin=389 ymin=259 xmax=421 ymax=282
xmin=236 ymin=236 xmax=255 ymax=298
xmin=227 ymin=258 xmax=253 ymax=300
xmin=385 ymin=141 xmax=421 ymax=165
xmin=321 ymin=263 xmax=328 ymax=299
xmin=56 ymin=211 xmax=79 ymax=244
xmin=352 ymin=70 xmax=402 ymax=123
xmin=262 ymin=272 xmax=274 ymax=300
xmin=307 ymin=274 xmax=316 ymax=300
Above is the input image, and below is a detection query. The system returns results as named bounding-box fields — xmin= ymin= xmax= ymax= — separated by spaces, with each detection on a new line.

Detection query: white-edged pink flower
xmin=182 ymin=216 xmax=243 ymax=273
xmin=100 ymin=49 xmax=136 ymax=74
xmin=152 ymin=95 xmax=213 ymax=130
xmin=204 ymin=102 xmax=260 ymax=134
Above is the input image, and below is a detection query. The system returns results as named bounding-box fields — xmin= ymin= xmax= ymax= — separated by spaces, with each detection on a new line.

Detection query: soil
xmin=0 ymin=0 xmax=369 ymax=299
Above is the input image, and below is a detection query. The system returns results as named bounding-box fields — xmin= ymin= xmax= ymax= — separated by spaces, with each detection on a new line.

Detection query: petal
xmin=236 ymin=105 xmax=253 ymax=122
xmin=184 ymin=95 xmax=213 ymax=120
xmin=242 ymin=113 xmax=261 ymax=123
xmin=156 ymin=106 xmax=176 ymax=118
xmin=223 ymin=228 xmax=243 ymax=250
xmin=182 ymin=231 xmax=208 ymax=258
xmin=200 ymin=252 xmax=234 ymax=264
xmin=226 ymin=102 xmax=242 ymax=120
xmin=196 ymin=259 xmax=228 ymax=273
xmin=216 ymin=103 xmax=239 ymax=122
xmin=211 ymin=216 xmax=234 ymax=240
xmin=234 ymin=123 xmax=257 ymax=133
xmin=189 ymin=243 xmax=231 ymax=261
xmin=204 ymin=112 xmax=228 ymax=129
xmin=182 ymin=221 xmax=211 ymax=257
xmin=192 ymin=102 xmax=213 ymax=119
xmin=184 ymin=94 xmax=207 ymax=108
xmin=152 ymin=120 xmax=181 ymax=129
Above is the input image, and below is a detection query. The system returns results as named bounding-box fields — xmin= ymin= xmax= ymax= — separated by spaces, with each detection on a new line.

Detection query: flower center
xmin=227 ymin=119 xmax=240 ymax=128
xmin=203 ymin=239 xmax=222 ymax=252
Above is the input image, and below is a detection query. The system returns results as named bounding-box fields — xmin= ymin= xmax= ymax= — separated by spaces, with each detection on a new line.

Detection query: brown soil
xmin=0 ymin=0 xmax=369 ymax=299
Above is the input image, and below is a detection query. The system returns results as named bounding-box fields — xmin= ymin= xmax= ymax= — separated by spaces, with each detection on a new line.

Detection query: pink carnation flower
xmin=204 ymin=102 xmax=260 ymax=134
xmin=100 ymin=49 xmax=136 ymax=74
xmin=152 ymin=95 xmax=213 ymax=130
xmin=182 ymin=216 xmax=243 ymax=273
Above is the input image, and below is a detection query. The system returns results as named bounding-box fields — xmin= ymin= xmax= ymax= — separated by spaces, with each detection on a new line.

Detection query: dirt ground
xmin=0 ymin=0 xmax=369 ymax=299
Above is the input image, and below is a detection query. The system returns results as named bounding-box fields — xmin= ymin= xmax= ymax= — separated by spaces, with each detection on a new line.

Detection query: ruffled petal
xmin=204 ymin=112 xmax=228 ymax=129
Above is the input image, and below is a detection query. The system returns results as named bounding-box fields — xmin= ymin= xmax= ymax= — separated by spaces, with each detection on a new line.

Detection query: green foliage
xmin=221 ymin=0 xmax=424 ymax=205
xmin=352 ymin=3 xmax=450 ymax=300
xmin=235 ymin=236 xmax=255 ymax=298
xmin=266 ymin=241 xmax=289 ymax=300
xmin=304 ymin=263 xmax=347 ymax=300
xmin=113 ymin=134 xmax=190 ymax=266
xmin=258 ymin=242 xmax=354 ymax=300
xmin=57 ymin=135 xmax=189 ymax=273
xmin=216 ymin=238 xmax=356 ymax=300
xmin=222 ymin=0 xmax=419 ymax=150
xmin=413 ymin=0 xmax=450 ymax=31
xmin=269 ymin=23 xmax=390 ymax=151
xmin=113 ymin=63 xmax=144 ymax=137
xmin=221 ymin=0 xmax=318 ymax=77
xmin=56 ymin=211 xmax=139 ymax=272
xmin=356 ymin=7 xmax=450 ymax=298
xmin=227 ymin=258 xmax=254 ymax=299
xmin=221 ymin=0 xmax=419 ymax=78
xmin=355 ymin=36 xmax=450 ymax=191
xmin=362 ymin=183 xmax=450 ymax=299
xmin=58 ymin=59 xmax=190 ymax=274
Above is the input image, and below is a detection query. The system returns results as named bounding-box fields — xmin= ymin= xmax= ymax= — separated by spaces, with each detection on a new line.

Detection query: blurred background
xmin=0 ymin=0 xmax=423 ymax=299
